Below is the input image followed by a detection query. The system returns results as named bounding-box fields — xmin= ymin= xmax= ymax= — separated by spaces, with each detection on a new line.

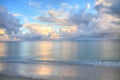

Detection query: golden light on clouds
xmin=23 ymin=23 xmax=55 ymax=36
xmin=0 ymin=29 xmax=9 ymax=40
xmin=50 ymin=32 xmax=60 ymax=39
xmin=70 ymin=25 xmax=78 ymax=32
xmin=60 ymin=25 xmax=78 ymax=33
xmin=95 ymin=0 xmax=111 ymax=6
xmin=60 ymin=28 xmax=72 ymax=33
xmin=23 ymin=23 xmax=79 ymax=39
xmin=39 ymin=27 xmax=54 ymax=36
xmin=0 ymin=29 xmax=5 ymax=35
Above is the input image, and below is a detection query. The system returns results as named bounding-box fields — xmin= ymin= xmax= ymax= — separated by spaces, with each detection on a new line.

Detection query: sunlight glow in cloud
xmin=86 ymin=3 xmax=91 ymax=9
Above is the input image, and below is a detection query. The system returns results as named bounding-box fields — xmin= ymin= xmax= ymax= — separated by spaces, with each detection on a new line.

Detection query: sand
xmin=0 ymin=62 xmax=120 ymax=80
xmin=0 ymin=74 xmax=40 ymax=80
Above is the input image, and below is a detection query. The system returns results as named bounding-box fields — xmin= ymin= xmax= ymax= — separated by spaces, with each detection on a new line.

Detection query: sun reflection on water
xmin=0 ymin=43 xmax=6 ymax=56
xmin=0 ymin=63 xmax=4 ymax=71
xmin=36 ymin=65 xmax=52 ymax=75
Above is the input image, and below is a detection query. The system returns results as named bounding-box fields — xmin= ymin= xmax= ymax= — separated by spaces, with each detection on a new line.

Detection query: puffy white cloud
xmin=22 ymin=23 xmax=56 ymax=40
xmin=87 ymin=0 xmax=120 ymax=39
xmin=12 ymin=13 xmax=22 ymax=17
xmin=59 ymin=25 xmax=80 ymax=39
xmin=23 ymin=23 xmax=54 ymax=35
xmin=86 ymin=3 xmax=91 ymax=9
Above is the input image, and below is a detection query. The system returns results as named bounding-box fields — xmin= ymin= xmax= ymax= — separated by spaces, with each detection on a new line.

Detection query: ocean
xmin=0 ymin=40 xmax=120 ymax=80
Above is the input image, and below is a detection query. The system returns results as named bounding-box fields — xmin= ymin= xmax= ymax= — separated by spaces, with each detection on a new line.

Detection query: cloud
xmin=1 ymin=0 xmax=120 ymax=40
xmin=28 ymin=0 xmax=40 ymax=8
xmin=12 ymin=13 xmax=29 ymax=23
xmin=22 ymin=23 xmax=57 ymax=40
xmin=59 ymin=25 xmax=80 ymax=39
xmin=0 ymin=28 xmax=9 ymax=40
xmin=0 ymin=28 xmax=5 ymax=35
xmin=33 ymin=3 xmax=81 ymax=26
xmin=87 ymin=0 xmax=120 ymax=39
xmin=0 ymin=6 xmax=22 ymax=34
xmin=34 ymin=9 xmax=70 ymax=26
xmin=95 ymin=0 xmax=120 ymax=16
xmin=109 ymin=0 xmax=120 ymax=17
xmin=67 ymin=0 xmax=120 ymax=39
xmin=0 ymin=35 xmax=9 ymax=40
xmin=12 ymin=13 xmax=22 ymax=17
xmin=61 ymin=3 xmax=79 ymax=10
xmin=86 ymin=3 xmax=91 ymax=9
xmin=68 ymin=10 xmax=96 ymax=26
xmin=32 ymin=3 xmax=98 ymax=39
xmin=22 ymin=23 xmax=80 ymax=40
xmin=23 ymin=23 xmax=54 ymax=35
xmin=33 ymin=4 xmax=91 ymax=39
xmin=18 ymin=0 xmax=120 ymax=39
xmin=66 ymin=0 xmax=120 ymax=39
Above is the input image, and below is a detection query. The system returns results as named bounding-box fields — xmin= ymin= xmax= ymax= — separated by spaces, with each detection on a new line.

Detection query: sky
xmin=0 ymin=0 xmax=120 ymax=40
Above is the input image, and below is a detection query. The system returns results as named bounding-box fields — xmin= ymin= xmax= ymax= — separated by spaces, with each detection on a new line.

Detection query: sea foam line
xmin=0 ymin=58 xmax=120 ymax=67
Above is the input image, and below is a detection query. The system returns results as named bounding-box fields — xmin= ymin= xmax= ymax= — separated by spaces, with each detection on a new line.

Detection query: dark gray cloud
xmin=68 ymin=9 xmax=96 ymax=26
xmin=20 ymin=33 xmax=42 ymax=40
xmin=95 ymin=0 xmax=120 ymax=17
xmin=0 ymin=6 xmax=22 ymax=34
xmin=110 ymin=1 xmax=120 ymax=17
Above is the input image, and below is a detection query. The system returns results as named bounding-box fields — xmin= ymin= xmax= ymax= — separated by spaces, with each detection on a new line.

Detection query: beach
xmin=0 ymin=74 xmax=39 ymax=80
xmin=0 ymin=62 xmax=120 ymax=80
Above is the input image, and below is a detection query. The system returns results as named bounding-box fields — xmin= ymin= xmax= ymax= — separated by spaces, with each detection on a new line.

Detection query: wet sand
xmin=0 ymin=74 xmax=40 ymax=80
xmin=0 ymin=62 xmax=120 ymax=80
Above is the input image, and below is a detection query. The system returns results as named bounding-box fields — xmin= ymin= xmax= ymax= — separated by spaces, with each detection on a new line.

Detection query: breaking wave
xmin=0 ymin=57 xmax=120 ymax=67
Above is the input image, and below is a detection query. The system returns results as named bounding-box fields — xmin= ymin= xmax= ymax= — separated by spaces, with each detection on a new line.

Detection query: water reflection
xmin=36 ymin=41 xmax=54 ymax=60
xmin=0 ymin=43 xmax=6 ymax=56
xmin=60 ymin=42 xmax=78 ymax=61
xmin=17 ymin=64 xmax=52 ymax=76
xmin=20 ymin=42 xmax=32 ymax=57
xmin=99 ymin=41 xmax=120 ymax=60
xmin=37 ymin=65 xmax=51 ymax=75
xmin=0 ymin=63 xmax=4 ymax=71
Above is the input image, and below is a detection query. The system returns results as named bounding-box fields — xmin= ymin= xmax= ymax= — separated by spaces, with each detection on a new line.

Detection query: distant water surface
xmin=0 ymin=40 xmax=120 ymax=61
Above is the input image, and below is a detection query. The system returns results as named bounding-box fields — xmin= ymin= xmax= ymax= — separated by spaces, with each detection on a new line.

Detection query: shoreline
xmin=0 ymin=74 xmax=40 ymax=80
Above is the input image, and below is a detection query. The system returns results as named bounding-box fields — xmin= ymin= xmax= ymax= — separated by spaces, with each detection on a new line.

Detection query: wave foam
xmin=0 ymin=57 xmax=120 ymax=67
